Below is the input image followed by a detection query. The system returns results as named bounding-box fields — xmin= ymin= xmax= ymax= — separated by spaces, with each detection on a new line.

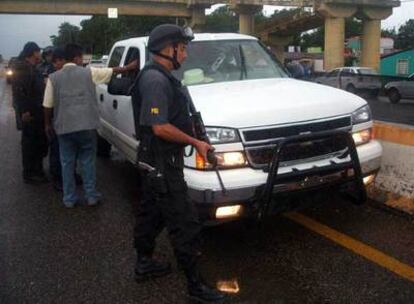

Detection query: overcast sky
xmin=0 ymin=2 xmax=413 ymax=59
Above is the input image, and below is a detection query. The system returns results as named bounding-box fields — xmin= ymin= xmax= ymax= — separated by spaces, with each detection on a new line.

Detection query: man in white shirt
xmin=43 ymin=43 xmax=137 ymax=208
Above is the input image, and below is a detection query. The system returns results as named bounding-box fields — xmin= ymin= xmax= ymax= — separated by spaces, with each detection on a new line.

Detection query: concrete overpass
xmin=0 ymin=0 xmax=401 ymax=70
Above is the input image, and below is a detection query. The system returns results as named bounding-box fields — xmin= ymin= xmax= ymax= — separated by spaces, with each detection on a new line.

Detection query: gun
xmin=191 ymin=111 xmax=227 ymax=195
xmin=185 ymin=89 xmax=226 ymax=195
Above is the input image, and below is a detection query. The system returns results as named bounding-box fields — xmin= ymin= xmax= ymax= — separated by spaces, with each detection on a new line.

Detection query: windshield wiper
xmin=239 ymin=45 xmax=247 ymax=80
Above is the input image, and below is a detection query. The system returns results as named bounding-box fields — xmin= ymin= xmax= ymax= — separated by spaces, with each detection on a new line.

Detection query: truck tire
xmin=388 ymin=88 xmax=401 ymax=104
xmin=97 ymin=134 xmax=111 ymax=158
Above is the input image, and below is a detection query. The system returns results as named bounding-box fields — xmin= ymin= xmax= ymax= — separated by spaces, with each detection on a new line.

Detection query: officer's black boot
xmin=134 ymin=255 xmax=172 ymax=282
xmin=185 ymin=265 xmax=227 ymax=303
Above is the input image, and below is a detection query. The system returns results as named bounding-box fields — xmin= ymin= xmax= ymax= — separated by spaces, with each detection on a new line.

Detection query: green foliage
xmin=51 ymin=16 xmax=175 ymax=56
xmin=50 ymin=22 xmax=81 ymax=47
xmin=395 ymin=19 xmax=414 ymax=50
xmin=382 ymin=28 xmax=397 ymax=39
xmin=204 ymin=6 xmax=238 ymax=32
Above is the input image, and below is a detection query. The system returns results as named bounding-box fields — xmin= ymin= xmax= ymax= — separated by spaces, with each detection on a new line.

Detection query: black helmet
xmin=148 ymin=24 xmax=194 ymax=53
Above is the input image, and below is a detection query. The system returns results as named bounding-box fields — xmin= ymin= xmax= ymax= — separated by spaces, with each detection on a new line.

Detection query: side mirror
xmin=107 ymin=77 xmax=134 ymax=96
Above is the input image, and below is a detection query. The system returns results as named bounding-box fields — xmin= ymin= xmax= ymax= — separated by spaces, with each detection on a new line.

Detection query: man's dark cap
xmin=20 ymin=42 xmax=41 ymax=58
xmin=148 ymin=24 xmax=194 ymax=53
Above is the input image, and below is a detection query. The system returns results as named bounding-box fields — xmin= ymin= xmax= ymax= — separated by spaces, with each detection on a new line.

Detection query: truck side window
xmin=123 ymin=47 xmax=140 ymax=80
xmin=108 ymin=46 xmax=125 ymax=68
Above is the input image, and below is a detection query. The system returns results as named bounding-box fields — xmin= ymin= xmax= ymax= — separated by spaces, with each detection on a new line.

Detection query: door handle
xmin=113 ymin=100 xmax=118 ymax=109
xmin=100 ymin=94 xmax=104 ymax=102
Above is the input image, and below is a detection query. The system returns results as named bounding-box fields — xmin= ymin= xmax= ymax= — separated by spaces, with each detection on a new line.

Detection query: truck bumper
xmin=186 ymin=139 xmax=382 ymax=222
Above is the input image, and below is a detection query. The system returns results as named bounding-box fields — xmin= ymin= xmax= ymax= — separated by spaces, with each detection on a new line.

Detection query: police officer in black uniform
xmin=131 ymin=24 xmax=226 ymax=302
xmin=13 ymin=42 xmax=48 ymax=184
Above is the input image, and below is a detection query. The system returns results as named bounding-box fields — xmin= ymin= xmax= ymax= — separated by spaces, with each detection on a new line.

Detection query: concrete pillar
xmin=232 ymin=4 xmax=263 ymax=35
xmin=240 ymin=13 xmax=254 ymax=35
xmin=189 ymin=5 xmax=207 ymax=33
xmin=317 ymin=3 xmax=357 ymax=71
xmin=360 ymin=19 xmax=381 ymax=70
xmin=359 ymin=7 xmax=393 ymax=71
xmin=324 ymin=17 xmax=345 ymax=70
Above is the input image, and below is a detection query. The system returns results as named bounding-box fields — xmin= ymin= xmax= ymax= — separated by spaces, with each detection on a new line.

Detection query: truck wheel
xmin=388 ymin=88 xmax=401 ymax=104
xmin=345 ymin=84 xmax=356 ymax=94
xmin=97 ymin=134 xmax=111 ymax=158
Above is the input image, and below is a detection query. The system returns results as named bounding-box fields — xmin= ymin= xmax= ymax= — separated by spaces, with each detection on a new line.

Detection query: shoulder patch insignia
xmin=150 ymin=107 xmax=159 ymax=115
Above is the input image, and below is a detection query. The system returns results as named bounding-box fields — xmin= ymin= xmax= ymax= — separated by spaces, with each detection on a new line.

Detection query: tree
xmin=51 ymin=16 xmax=175 ymax=55
xmin=204 ymin=6 xmax=238 ymax=33
xmin=381 ymin=28 xmax=397 ymax=40
xmin=395 ymin=19 xmax=414 ymax=50
xmin=50 ymin=22 xmax=81 ymax=47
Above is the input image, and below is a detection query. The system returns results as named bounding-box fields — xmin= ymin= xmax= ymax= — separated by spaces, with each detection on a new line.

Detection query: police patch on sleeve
xmin=150 ymin=107 xmax=159 ymax=115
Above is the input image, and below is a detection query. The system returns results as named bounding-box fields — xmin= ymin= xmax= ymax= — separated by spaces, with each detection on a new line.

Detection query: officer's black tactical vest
xmin=130 ymin=63 xmax=193 ymax=154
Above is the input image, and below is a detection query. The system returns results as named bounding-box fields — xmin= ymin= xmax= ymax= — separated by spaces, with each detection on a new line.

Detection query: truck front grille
xmin=246 ymin=136 xmax=349 ymax=168
xmin=243 ymin=117 xmax=352 ymax=169
xmin=241 ymin=116 xmax=351 ymax=143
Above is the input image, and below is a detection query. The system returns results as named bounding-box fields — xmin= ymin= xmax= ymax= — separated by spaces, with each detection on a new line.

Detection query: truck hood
xmin=187 ymin=78 xmax=367 ymax=128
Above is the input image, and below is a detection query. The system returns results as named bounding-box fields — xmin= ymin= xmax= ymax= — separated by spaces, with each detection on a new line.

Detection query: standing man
xmin=131 ymin=24 xmax=226 ymax=302
xmin=43 ymin=44 xmax=137 ymax=208
xmin=46 ymin=47 xmax=83 ymax=191
xmin=13 ymin=42 xmax=48 ymax=184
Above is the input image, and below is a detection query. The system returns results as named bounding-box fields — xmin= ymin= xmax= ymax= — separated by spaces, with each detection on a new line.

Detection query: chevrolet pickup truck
xmin=96 ymin=33 xmax=382 ymax=222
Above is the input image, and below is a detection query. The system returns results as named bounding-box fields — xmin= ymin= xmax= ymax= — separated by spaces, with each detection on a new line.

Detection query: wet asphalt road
xmin=1 ymin=76 xmax=414 ymax=304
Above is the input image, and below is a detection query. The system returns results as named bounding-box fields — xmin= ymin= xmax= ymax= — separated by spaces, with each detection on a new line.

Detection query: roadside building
xmin=347 ymin=36 xmax=395 ymax=57
xmin=380 ymin=49 xmax=414 ymax=77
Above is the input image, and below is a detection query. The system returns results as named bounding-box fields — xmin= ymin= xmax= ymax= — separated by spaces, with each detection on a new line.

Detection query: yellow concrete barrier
xmin=374 ymin=122 xmax=414 ymax=147
xmin=369 ymin=121 xmax=414 ymax=215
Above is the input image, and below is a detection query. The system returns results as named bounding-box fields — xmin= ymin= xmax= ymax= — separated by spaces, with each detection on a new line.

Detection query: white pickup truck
xmin=96 ymin=33 xmax=382 ymax=223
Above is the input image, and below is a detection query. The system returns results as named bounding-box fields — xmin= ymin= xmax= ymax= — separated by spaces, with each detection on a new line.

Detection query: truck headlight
xmin=196 ymin=151 xmax=247 ymax=169
xmin=351 ymin=105 xmax=371 ymax=125
xmin=206 ymin=127 xmax=240 ymax=144
xmin=352 ymin=128 xmax=372 ymax=146
xmin=6 ymin=69 xmax=13 ymax=76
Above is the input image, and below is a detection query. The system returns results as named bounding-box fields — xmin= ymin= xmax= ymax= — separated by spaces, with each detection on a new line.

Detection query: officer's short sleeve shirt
xmin=139 ymin=69 xmax=173 ymax=126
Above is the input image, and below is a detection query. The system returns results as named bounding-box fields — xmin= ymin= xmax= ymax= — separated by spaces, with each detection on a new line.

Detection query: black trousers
xmin=134 ymin=162 xmax=202 ymax=270
xmin=21 ymin=120 xmax=48 ymax=179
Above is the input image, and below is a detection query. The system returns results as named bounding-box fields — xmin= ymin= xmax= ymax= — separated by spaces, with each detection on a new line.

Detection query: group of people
xmin=11 ymin=24 xmax=227 ymax=303
xmin=12 ymin=42 xmax=136 ymax=205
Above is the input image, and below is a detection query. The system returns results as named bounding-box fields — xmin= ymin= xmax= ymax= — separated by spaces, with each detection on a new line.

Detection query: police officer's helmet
xmin=148 ymin=24 xmax=194 ymax=53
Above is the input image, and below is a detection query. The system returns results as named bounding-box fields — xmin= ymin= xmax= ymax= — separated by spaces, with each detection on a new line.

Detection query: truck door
xmin=339 ymin=68 xmax=352 ymax=89
xmin=325 ymin=69 xmax=339 ymax=88
xmin=111 ymin=44 xmax=145 ymax=162
xmin=97 ymin=45 xmax=126 ymax=134
xmin=402 ymin=75 xmax=414 ymax=98
xmin=407 ymin=75 xmax=414 ymax=97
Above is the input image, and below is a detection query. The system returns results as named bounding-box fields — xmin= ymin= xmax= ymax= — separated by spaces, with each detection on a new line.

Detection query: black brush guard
xmin=255 ymin=130 xmax=367 ymax=220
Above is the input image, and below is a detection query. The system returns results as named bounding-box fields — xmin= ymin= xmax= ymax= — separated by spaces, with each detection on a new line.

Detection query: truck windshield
xmin=173 ymin=39 xmax=288 ymax=86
